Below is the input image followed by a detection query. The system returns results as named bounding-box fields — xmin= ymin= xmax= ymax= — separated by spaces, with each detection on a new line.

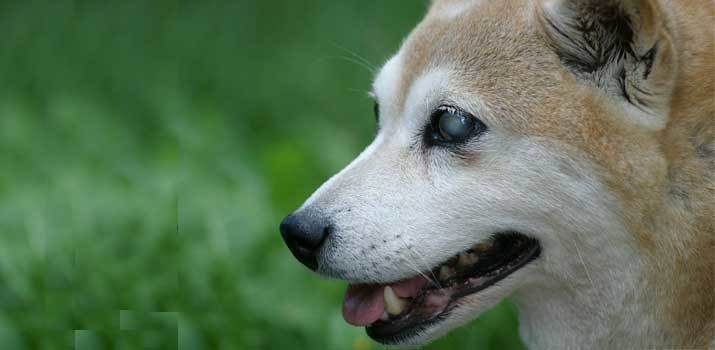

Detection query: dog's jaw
xmin=380 ymin=263 xmax=545 ymax=347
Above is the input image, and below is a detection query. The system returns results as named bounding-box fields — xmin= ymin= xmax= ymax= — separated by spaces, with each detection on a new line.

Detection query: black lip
xmin=365 ymin=233 xmax=541 ymax=345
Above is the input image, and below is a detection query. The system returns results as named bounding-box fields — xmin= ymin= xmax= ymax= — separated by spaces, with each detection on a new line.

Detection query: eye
xmin=428 ymin=106 xmax=486 ymax=145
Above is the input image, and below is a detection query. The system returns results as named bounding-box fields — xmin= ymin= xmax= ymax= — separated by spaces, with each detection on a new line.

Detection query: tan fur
xmin=653 ymin=1 xmax=715 ymax=344
xmin=398 ymin=0 xmax=714 ymax=345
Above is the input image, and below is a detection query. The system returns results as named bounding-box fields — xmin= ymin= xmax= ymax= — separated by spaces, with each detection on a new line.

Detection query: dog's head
xmin=281 ymin=0 xmax=676 ymax=345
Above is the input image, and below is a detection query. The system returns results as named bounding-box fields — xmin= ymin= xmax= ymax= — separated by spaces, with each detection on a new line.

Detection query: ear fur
xmin=539 ymin=0 xmax=677 ymax=129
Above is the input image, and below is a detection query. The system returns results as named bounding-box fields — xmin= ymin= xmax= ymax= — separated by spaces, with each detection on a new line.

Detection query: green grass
xmin=0 ymin=0 xmax=524 ymax=349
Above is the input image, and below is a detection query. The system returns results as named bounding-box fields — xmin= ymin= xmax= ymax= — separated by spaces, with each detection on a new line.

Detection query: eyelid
xmin=434 ymin=105 xmax=462 ymax=116
xmin=433 ymin=104 xmax=487 ymax=128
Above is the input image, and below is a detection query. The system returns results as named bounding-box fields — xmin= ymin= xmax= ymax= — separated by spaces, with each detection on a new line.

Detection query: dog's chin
xmin=342 ymin=232 xmax=541 ymax=346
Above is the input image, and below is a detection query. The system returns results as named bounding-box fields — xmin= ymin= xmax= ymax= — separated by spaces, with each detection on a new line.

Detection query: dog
xmin=280 ymin=0 xmax=714 ymax=348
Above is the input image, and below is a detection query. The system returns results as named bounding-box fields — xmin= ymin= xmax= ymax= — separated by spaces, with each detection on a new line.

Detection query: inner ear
xmin=539 ymin=0 xmax=676 ymax=129
xmin=543 ymin=1 xmax=635 ymax=73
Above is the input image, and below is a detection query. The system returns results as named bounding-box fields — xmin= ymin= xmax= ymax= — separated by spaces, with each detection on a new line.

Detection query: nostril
xmin=279 ymin=211 xmax=332 ymax=271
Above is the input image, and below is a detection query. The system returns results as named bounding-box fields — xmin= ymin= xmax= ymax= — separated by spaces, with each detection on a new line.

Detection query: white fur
xmin=372 ymin=53 xmax=403 ymax=124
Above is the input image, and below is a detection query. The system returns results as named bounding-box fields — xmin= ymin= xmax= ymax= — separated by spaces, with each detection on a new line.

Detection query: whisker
xmin=570 ymin=239 xmax=595 ymax=292
xmin=395 ymin=237 xmax=442 ymax=289
xmin=407 ymin=245 xmax=443 ymax=289
xmin=399 ymin=251 xmax=433 ymax=285
xmin=329 ymin=42 xmax=377 ymax=73
xmin=335 ymin=55 xmax=376 ymax=74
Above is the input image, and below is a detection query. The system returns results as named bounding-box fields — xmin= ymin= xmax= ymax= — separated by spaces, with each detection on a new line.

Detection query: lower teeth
xmin=439 ymin=265 xmax=455 ymax=281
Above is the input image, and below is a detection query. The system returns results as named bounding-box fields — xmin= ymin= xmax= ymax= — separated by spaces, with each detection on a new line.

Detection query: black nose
xmin=279 ymin=212 xmax=331 ymax=271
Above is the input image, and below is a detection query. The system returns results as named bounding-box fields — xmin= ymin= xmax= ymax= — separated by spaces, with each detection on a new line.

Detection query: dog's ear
xmin=539 ymin=0 xmax=676 ymax=129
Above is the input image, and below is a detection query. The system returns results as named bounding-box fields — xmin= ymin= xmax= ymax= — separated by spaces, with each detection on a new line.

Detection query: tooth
xmin=380 ymin=311 xmax=389 ymax=321
xmin=458 ymin=253 xmax=469 ymax=267
xmin=458 ymin=252 xmax=478 ymax=267
xmin=384 ymin=286 xmax=407 ymax=316
xmin=439 ymin=265 xmax=454 ymax=281
xmin=474 ymin=240 xmax=494 ymax=252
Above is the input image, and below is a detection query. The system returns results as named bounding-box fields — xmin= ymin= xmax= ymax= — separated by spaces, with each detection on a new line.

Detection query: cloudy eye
xmin=429 ymin=106 xmax=486 ymax=145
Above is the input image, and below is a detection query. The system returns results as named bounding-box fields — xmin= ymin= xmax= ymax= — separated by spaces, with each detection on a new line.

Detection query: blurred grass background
xmin=0 ymin=0 xmax=524 ymax=349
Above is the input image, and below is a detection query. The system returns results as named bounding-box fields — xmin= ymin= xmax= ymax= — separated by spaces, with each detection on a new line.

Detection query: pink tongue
xmin=343 ymin=284 xmax=385 ymax=326
xmin=342 ymin=275 xmax=430 ymax=327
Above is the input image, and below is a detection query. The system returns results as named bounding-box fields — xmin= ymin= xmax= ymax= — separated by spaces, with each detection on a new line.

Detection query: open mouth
xmin=342 ymin=232 xmax=540 ymax=344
